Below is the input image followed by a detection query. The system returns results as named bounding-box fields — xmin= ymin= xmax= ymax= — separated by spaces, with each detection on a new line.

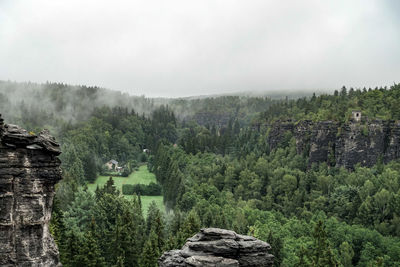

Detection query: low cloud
xmin=0 ymin=0 xmax=398 ymax=97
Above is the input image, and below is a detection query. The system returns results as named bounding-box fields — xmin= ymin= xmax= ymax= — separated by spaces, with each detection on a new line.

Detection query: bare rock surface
xmin=0 ymin=114 xmax=62 ymax=266
xmin=267 ymin=119 xmax=400 ymax=169
xmin=159 ymin=228 xmax=274 ymax=267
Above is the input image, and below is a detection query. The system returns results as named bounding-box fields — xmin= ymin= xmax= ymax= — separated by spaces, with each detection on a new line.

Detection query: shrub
xmin=121 ymin=168 xmax=131 ymax=177
xmin=122 ymin=182 xmax=162 ymax=196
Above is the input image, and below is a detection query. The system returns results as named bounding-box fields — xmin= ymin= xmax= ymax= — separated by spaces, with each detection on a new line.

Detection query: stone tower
xmin=0 ymin=114 xmax=62 ymax=266
xmin=352 ymin=111 xmax=362 ymax=122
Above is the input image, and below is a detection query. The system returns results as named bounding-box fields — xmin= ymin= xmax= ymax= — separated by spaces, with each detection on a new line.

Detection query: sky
xmin=0 ymin=0 xmax=399 ymax=97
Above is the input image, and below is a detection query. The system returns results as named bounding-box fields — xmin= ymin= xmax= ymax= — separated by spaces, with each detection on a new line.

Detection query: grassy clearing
xmin=129 ymin=165 xmax=158 ymax=185
xmin=87 ymin=165 xmax=165 ymax=214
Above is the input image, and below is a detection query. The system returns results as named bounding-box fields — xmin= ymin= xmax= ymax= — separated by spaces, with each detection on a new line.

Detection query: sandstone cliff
xmin=0 ymin=115 xmax=62 ymax=266
xmin=159 ymin=228 xmax=274 ymax=267
xmin=267 ymin=119 xmax=400 ymax=169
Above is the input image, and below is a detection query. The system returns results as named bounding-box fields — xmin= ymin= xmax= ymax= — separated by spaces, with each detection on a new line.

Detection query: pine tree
xmin=297 ymin=245 xmax=310 ymax=267
xmin=311 ymin=220 xmax=338 ymax=267
xmin=73 ymin=220 xmax=106 ymax=267
xmin=139 ymin=230 xmax=160 ymax=267
xmin=176 ymin=210 xmax=201 ymax=246
xmin=68 ymin=157 xmax=85 ymax=185
xmin=146 ymin=201 xmax=165 ymax=251
xmin=339 ymin=241 xmax=354 ymax=267
xmin=83 ymin=153 xmax=97 ymax=183
xmin=49 ymin=198 xmax=64 ymax=248
xmin=60 ymin=230 xmax=80 ymax=266
xmin=105 ymin=176 xmax=118 ymax=195
xmin=267 ymin=231 xmax=283 ymax=267
xmin=116 ymin=205 xmax=145 ymax=266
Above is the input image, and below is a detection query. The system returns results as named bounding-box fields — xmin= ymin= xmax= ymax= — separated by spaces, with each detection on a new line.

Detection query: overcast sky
xmin=0 ymin=0 xmax=399 ymax=97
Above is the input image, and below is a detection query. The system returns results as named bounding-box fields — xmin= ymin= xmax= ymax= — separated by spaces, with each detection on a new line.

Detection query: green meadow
xmin=87 ymin=165 xmax=165 ymax=214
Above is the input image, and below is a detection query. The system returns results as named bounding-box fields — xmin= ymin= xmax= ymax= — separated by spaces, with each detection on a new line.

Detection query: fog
xmin=0 ymin=81 xmax=164 ymax=129
xmin=0 ymin=0 xmax=399 ymax=97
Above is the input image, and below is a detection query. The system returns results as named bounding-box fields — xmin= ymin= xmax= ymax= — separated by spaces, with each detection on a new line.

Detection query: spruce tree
xmin=140 ymin=230 xmax=160 ymax=267
xmin=311 ymin=220 xmax=338 ymax=267
xmin=68 ymin=157 xmax=85 ymax=185
xmin=176 ymin=210 xmax=201 ymax=246
xmin=267 ymin=231 xmax=283 ymax=267
xmin=339 ymin=241 xmax=354 ymax=267
xmin=147 ymin=202 xmax=165 ymax=251
xmin=83 ymin=153 xmax=97 ymax=183
xmin=73 ymin=225 xmax=106 ymax=267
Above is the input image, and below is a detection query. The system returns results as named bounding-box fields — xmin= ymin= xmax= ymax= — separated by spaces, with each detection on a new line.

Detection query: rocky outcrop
xmin=159 ymin=228 xmax=274 ymax=267
xmin=267 ymin=120 xmax=295 ymax=150
xmin=0 ymin=114 xmax=62 ymax=266
xmin=335 ymin=121 xmax=387 ymax=168
xmin=383 ymin=120 xmax=400 ymax=162
xmin=293 ymin=120 xmax=338 ymax=166
xmin=267 ymin=119 xmax=400 ymax=169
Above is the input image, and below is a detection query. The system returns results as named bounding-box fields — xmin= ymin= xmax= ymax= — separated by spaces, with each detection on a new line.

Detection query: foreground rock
xmin=159 ymin=228 xmax=274 ymax=267
xmin=0 ymin=115 xmax=62 ymax=266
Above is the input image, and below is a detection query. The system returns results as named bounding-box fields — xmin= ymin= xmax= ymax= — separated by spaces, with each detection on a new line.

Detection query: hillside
xmin=1 ymin=82 xmax=400 ymax=266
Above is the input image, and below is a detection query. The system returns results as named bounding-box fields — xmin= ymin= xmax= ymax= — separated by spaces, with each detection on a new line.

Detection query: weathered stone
xmin=0 ymin=114 xmax=61 ymax=266
xmin=294 ymin=120 xmax=313 ymax=155
xmin=383 ymin=120 xmax=400 ymax=163
xmin=159 ymin=228 xmax=274 ymax=267
xmin=191 ymin=228 xmax=237 ymax=241
xmin=158 ymin=250 xmax=186 ymax=267
xmin=308 ymin=121 xmax=337 ymax=166
xmin=185 ymin=255 xmax=239 ymax=267
xmin=186 ymin=239 xmax=240 ymax=255
xmin=267 ymin=120 xmax=295 ymax=150
xmin=1 ymin=124 xmax=61 ymax=156
xmin=335 ymin=121 xmax=387 ymax=169
xmin=267 ymin=119 xmax=400 ymax=169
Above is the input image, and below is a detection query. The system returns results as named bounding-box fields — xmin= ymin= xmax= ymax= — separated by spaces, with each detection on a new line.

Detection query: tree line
xmin=10 ymin=81 xmax=398 ymax=266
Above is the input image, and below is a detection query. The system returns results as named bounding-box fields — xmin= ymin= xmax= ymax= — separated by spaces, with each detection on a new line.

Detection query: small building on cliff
xmin=352 ymin=111 xmax=362 ymax=122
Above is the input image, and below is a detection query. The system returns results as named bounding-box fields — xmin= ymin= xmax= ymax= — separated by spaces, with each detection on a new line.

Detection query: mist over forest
xmin=1 ymin=1 xmax=399 ymax=266
xmin=2 ymin=78 xmax=400 ymax=267
xmin=0 ymin=80 xmax=317 ymax=134
xmin=0 ymin=80 xmax=158 ymax=129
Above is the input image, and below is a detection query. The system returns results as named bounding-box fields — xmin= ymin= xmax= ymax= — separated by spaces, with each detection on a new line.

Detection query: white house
xmin=105 ymin=159 xmax=118 ymax=170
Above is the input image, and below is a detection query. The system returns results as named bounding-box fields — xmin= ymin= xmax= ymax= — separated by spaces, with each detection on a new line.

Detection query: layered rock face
xmin=159 ymin=228 xmax=274 ymax=267
xmin=267 ymin=120 xmax=295 ymax=150
xmin=267 ymin=119 xmax=400 ymax=169
xmin=0 ymin=115 xmax=62 ymax=266
xmin=335 ymin=121 xmax=387 ymax=168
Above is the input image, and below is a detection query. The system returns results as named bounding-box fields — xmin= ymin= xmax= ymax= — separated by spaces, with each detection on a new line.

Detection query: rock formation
xmin=266 ymin=118 xmax=400 ymax=169
xmin=159 ymin=228 xmax=274 ymax=267
xmin=335 ymin=120 xmax=387 ymax=168
xmin=0 ymin=114 xmax=62 ymax=266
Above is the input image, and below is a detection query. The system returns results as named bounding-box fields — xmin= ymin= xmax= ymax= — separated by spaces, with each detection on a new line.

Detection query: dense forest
xmin=1 ymin=81 xmax=400 ymax=266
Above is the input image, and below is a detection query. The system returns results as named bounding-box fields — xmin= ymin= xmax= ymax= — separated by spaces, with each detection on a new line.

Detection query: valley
xmin=87 ymin=165 xmax=165 ymax=214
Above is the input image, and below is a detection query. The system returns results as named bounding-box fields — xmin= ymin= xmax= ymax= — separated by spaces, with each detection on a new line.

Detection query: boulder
xmin=159 ymin=228 xmax=274 ymax=267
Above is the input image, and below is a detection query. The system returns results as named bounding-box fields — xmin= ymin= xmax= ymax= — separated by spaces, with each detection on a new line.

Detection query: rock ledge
xmin=159 ymin=228 xmax=274 ymax=267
